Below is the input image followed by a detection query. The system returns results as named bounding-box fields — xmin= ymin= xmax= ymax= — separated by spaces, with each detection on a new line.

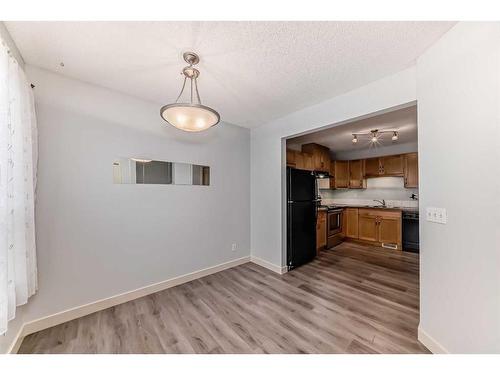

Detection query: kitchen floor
xmin=19 ymin=242 xmax=428 ymax=354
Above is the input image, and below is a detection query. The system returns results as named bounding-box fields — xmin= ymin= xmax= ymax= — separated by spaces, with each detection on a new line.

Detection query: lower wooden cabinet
xmin=378 ymin=216 xmax=401 ymax=245
xmin=358 ymin=209 xmax=402 ymax=248
xmin=317 ymin=210 xmax=327 ymax=252
xmin=358 ymin=211 xmax=378 ymax=242
xmin=344 ymin=208 xmax=359 ymax=238
xmin=325 ymin=207 xmax=402 ymax=250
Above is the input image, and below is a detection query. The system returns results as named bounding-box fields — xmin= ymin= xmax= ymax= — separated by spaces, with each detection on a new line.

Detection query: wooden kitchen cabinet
xmin=295 ymin=150 xmax=417 ymax=188
xmin=358 ymin=209 xmax=402 ymax=248
xmin=378 ymin=216 xmax=401 ymax=246
xmin=358 ymin=210 xmax=379 ymax=242
xmin=286 ymin=149 xmax=296 ymax=167
xmin=348 ymin=160 xmax=365 ymax=189
xmin=380 ymin=155 xmax=404 ymax=176
xmin=334 ymin=161 xmax=349 ymax=188
xmin=364 ymin=157 xmax=381 ymax=177
xmin=344 ymin=208 xmax=359 ymax=239
xmin=302 ymin=153 xmax=314 ymax=171
xmin=404 ymin=153 xmax=418 ymax=188
xmin=316 ymin=210 xmax=327 ymax=253
xmin=301 ymin=143 xmax=331 ymax=172
xmin=329 ymin=161 xmax=335 ymax=189
xmin=290 ymin=151 xmax=314 ymax=171
xmin=363 ymin=155 xmax=403 ymax=177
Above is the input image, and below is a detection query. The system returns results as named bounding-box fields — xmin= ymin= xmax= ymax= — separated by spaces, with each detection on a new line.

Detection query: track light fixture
xmin=351 ymin=129 xmax=399 ymax=145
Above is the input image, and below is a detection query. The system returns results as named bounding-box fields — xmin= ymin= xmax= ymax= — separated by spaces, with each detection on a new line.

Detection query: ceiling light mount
xmin=183 ymin=51 xmax=200 ymax=66
xmin=160 ymin=51 xmax=220 ymax=132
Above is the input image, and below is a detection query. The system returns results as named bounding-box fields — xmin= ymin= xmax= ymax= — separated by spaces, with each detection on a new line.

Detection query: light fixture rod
xmin=194 ymin=76 xmax=202 ymax=104
xmin=174 ymin=76 xmax=188 ymax=103
xmin=190 ymin=76 xmax=194 ymax=103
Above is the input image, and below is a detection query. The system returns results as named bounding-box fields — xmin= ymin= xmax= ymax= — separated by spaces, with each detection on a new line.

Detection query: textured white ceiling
xmin=287 ymin=105 xmax=417 ymax=153
xmin=5 ymin=21 xmax=454 ymax=128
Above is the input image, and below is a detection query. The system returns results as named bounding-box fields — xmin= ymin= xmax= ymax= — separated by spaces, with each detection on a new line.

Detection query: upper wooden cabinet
xmin=348 ymin=160 xmax=365 ymax=189
xmin=301 ymin=143 xmax=331 ymax=172
xmin=404 ymin=153 xmax=418 ymax=188
xmin=286 ymin=149 xmax=296 ymax=167
xmin=381 ymin=155 xmax=404 ymax=176
xmin=302 ymin=153 xmax=314 ymax=171
xmin=287 ymin=150 xmax=314 ymax=171
xmin=333 ymin=160 xmax=349 ymax=188
xmin=329 ymin=162 xmax=336 ymax=189
xmin=363 ymin=155 xmax=404 ymax=177
xmin=289 ymin=148 xmax=418 ymax=189
xmin=364 ymin=157 xmax=381 ymax=177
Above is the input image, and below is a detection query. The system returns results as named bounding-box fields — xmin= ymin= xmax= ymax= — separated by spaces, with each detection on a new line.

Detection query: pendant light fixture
xmin=160 ymin=52 xmax=220 ymax=132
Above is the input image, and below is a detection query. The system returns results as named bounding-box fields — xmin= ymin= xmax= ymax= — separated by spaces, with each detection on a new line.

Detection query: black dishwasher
xmin=402 ymin=211 xmax=419 ymax=253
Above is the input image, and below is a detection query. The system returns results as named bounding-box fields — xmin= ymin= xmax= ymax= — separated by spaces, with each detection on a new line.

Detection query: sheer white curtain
xmin=0 ymin=37 xmax=38 ymax=335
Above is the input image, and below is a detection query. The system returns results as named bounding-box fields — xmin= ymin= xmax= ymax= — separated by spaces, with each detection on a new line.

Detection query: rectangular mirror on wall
xmin=112 ymin=158 xmax=210 ymax=186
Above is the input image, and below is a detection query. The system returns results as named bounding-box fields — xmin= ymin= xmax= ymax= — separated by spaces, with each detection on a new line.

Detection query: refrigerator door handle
xmin=314 ymin=178 xmax=318 ymax=221
xmin=287 ymin=201 xmax=293 ymax=268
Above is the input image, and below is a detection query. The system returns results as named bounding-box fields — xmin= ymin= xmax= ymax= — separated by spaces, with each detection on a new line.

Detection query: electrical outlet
xmin=426 ymin=207 xmax=447 ymax=224
xmin=231 ymin=243 xmax=237 ymax=252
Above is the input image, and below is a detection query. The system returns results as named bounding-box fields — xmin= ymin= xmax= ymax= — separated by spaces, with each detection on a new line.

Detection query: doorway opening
xmin=281 ymin=102 xmax=426 ymax=353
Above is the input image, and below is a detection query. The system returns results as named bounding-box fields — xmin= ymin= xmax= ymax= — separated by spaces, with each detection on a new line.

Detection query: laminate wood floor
xmin=19 ymin=242 xmax=429 ymax=354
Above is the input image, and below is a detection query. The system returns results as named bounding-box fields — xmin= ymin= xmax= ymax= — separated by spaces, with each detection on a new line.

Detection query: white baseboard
xmin=250 ymin=256 xmax=287 ymax=274
xmin=8 ymin=256 xmax=250 ymax=353
xmin=418 ymin=326 xmax=449 ymax=354
xmin=7 ymin=325 xmax=25 ymax=354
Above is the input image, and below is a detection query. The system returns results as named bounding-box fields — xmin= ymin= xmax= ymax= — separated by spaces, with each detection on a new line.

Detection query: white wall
xmin=0 ymin=66 xmax=250 ymax=352
xmin=0 ymin=22 xmax=24 ymax=68
xmin=250 ymin=67 xmax=417 ymax=267
xmin=417 ymin=22 xmax=500 ymax=353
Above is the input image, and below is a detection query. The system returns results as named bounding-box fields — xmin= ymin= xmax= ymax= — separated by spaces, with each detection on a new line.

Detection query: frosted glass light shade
xmin=160 ymin=103 xmax=220 ymax=132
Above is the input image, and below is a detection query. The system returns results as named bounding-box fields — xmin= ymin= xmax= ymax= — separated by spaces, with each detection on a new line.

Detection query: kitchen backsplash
xmin=320 ymin=176 xmax=418 ymax=208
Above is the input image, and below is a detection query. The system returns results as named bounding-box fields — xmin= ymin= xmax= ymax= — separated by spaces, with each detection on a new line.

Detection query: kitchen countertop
xmin=319 ymin=204 xmax=419 ymax=213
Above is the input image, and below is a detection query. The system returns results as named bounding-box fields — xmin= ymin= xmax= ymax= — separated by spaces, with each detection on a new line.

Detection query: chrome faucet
xmin=373 ymin=199 xmax=386 ymax=207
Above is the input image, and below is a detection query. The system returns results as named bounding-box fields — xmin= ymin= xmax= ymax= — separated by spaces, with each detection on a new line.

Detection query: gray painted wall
xmin=417 ymin=22 xmax=500 ymax=353
xmin=0 ymin=65 xmax=250 ymax=352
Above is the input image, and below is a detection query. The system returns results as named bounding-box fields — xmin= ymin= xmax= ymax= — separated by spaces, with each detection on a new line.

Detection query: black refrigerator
xmin=286 ymin=167 xmax=318 ymax=270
